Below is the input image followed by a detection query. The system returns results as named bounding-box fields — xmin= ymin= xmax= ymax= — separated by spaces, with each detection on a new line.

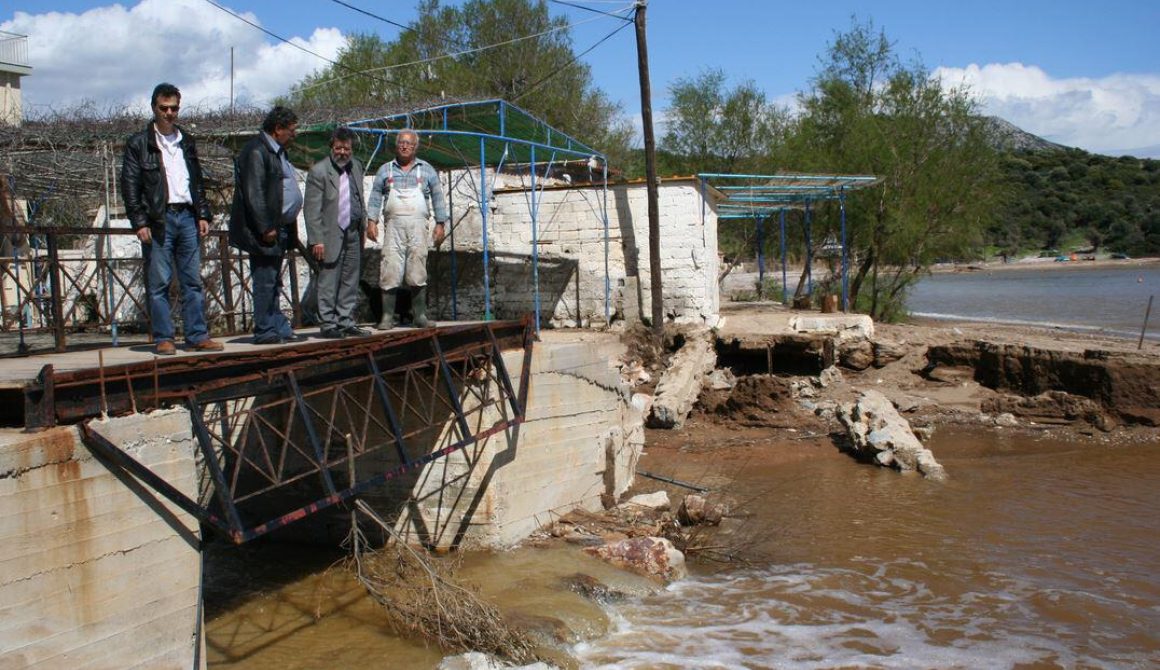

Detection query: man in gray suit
xmin=304 ymin=126 xmax=370 ymax=338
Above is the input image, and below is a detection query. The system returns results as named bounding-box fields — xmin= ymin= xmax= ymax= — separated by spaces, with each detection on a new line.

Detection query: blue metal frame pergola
xmin=338 ymin=100 xmax=613 ymax=332
xmin=699 ymin=173 xmax=878 ymax=311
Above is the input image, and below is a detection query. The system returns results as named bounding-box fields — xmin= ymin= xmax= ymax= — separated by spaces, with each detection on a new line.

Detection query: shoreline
xmin=905 ymin=311 xmax=1160 ymax=344
xmin=928 ymin=255 xmax=1159 ymax=274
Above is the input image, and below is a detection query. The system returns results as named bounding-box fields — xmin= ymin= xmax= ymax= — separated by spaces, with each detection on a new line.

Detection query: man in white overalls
xmin=366 ymin=129 xmax=447 ymax=329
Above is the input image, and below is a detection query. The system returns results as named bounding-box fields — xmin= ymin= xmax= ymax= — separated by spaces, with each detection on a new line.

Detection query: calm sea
xmin=907 ymin=263 xmax=1160 ymax=341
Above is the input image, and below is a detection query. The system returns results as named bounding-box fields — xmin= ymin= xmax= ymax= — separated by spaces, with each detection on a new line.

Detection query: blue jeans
xmin=249 ymin=228 xmax=293 ymax=342
xmin=143 ymin=208 xmax=209 ymax=344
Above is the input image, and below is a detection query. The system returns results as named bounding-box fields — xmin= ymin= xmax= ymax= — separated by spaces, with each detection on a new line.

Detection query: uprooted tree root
xmin=347 ymin=501 xmax=539 ymax=664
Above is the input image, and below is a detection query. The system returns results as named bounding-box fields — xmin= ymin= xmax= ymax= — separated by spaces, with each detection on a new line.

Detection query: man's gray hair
xmin=398 ymin=129 xmax=420 ymax=145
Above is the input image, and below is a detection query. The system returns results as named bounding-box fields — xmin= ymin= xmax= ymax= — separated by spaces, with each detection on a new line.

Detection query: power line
xmin=205 ymin=0 xmax=634 ymax=109
xmin=291 ymin=10 xmax=620 ymax=98
xmin=328 ymin=0 xmax=411 ymax=32
xmin=548 ymin=0 xmax=635 ymax=22
xmin=201 ymin=0 xmax=443 ymax=101
xmin=203 ymin=0 xmax=342 ymax=69
xmin=511 ymin=20 xmax=633 ymax=103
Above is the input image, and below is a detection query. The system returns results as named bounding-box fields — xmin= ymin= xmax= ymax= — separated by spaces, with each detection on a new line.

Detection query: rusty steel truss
xmin=46 ymin=319 xmax=534 ymax=543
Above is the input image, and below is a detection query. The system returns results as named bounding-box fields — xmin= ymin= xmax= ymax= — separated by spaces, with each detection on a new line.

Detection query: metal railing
xmin=0 ymin=31 xmax=29 ymax=69
xmin=1 ymin=226 xmax=308 ymax=354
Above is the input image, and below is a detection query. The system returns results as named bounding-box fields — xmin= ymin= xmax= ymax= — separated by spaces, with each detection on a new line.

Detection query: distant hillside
xmin=990 ymin=146 xmax=1160 ymax=256
xmin=982 ymin=116 xmax=1066 ymax=153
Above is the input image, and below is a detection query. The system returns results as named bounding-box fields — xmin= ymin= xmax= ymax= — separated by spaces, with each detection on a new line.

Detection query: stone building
xmin=419 ymin=172 xmax=722 ymax=329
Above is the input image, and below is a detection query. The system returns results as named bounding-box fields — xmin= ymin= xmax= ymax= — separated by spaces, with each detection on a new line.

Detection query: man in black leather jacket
xmin=121 ymin=82 xmax=223 ymax=355
xmin=228 ymin=106 xmax=303 ymax=344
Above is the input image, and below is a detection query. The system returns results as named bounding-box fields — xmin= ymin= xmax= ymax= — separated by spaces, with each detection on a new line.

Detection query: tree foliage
xmin=660 ymin=69 xmax=786 ymax=175
xmin=782 ymin=18 xmax=1003 ymax=320
xmin=287 ymin=0 xmax=633 ymax=164
xmin=659 ymin=19 xmax=1004 ymax=321
xmin=992 ymin=149 xmax=1160 ymax=256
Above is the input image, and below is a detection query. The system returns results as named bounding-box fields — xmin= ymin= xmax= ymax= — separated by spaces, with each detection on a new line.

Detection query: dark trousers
xmin=249 ymin=245 xmax=293 ymax=343
xmin=317 ymin=226 xmax=362 ymax=330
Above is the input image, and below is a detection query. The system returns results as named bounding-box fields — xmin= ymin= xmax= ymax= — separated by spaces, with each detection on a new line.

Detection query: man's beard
xmin=334 ymin=156 xmax=350 ymax=168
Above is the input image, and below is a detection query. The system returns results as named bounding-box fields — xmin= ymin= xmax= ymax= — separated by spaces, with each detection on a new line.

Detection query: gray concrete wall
xmin=0 ymin=410 xmax=203 ymax=669
xmin=394 ymin=333 xmax=643 ymax=549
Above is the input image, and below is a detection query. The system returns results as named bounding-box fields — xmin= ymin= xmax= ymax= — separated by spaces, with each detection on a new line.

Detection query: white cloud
xmin=2 ymin=0 xmax=345 ymax=115
xmin=935 ymin=62 xmax=1160 ymax=158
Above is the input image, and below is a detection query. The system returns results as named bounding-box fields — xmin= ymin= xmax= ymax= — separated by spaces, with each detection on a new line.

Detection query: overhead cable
xmin=291 ymin=10 xmax=618 ymax=97
xmin=511 ymin=20 xmax=634 ymax=103
xmin=201 ymin=0 xmax=443 ymax=101
xmin=202 ymin=0 xmax=343 ymax=69
xmin=328 ymin=0 xmax=411 ymax=32
xmin=548 ymin=0 xmax=636 ymax=21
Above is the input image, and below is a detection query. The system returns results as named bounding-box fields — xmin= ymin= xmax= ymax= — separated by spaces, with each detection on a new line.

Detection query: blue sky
xmin=5 ymin=0 xmax=1159 ymax=155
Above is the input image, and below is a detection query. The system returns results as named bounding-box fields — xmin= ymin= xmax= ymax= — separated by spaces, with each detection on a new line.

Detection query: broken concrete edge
xmin=647 ymin=329 xmax=717 ymax=429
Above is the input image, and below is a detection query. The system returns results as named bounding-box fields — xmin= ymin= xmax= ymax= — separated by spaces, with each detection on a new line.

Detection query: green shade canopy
xmin=254 ymin=99 xmax=606 ymax=175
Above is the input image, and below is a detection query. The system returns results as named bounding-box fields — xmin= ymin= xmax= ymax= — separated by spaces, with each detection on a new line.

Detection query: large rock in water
xmin=584 ymin=537 xmax=688 ymax=583
xmin=837 ymin=390 xmax=947 ymax=481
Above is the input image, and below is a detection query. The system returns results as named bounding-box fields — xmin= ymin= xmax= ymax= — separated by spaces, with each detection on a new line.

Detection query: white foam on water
xmin=572 ymin=561 xmax=1159 ymax=669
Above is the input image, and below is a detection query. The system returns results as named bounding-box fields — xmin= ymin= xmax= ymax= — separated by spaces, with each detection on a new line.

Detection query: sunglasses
xmin=157 ymin=104 xmax=180 ymax=113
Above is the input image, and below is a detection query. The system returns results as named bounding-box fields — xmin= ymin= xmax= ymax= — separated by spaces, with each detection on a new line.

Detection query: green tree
xmin=661 ymin=69 xmax=786 ymax=174
xmin=783 ymin=18 xmax=1003 ymax=320
xmin=286 ymin=0 xmax=633 ymax=164
xmin=991 ymin=148 xmax=1160 ymax=256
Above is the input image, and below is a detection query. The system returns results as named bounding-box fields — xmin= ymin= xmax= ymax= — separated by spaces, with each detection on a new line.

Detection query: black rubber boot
xmin=411 ymin=285 xmax=430 ymax=328
xmin=376 ymin=289 xmax=398 ymax=330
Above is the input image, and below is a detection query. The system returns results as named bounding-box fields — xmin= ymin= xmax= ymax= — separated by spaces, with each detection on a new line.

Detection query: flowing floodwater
xmin=207 ymin=427 xmax=1160 ymax=669
xmin=907 ymin=264 xmax=1160 ymax=340
xmin=574 ymin=428 xmax=1160 ymax=669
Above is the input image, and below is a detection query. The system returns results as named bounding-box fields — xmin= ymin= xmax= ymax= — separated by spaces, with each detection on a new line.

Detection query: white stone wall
xmin=0 ymin=411 xmax=203 ymax=670
xmin=432 ymin=173 xmax=720 ymax=328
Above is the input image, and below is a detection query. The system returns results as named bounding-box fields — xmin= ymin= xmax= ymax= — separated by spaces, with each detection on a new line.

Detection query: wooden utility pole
xmin=634 ymin=0 xmax=664 ymax=340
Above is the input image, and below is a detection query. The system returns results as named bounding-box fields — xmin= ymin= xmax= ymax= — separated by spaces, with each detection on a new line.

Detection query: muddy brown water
xmin=206 ymin=426 xmax=1160 ymax=669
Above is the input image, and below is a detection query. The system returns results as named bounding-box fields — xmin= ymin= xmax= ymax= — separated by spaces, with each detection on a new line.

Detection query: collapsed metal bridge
xmin=19 ymin=319 xmax=534 ymax=544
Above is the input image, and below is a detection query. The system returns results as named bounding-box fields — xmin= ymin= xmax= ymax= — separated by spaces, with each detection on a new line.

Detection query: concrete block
xmin=790 ymin=314 xmax=875 ymax=340
xmin=648 ymin=331 xmax=717 ymax=429
xmin=0 ymin=411 xmax=202 ymax=670
xmin=392 ymin=336 xmax=642 ymax=549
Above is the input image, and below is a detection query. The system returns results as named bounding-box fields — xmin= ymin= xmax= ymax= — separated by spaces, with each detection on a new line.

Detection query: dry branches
xmin=349 ymin=500 xmax=539 ymax=664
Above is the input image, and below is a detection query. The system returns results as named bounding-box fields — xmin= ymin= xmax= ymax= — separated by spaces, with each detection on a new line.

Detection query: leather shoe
xmin=189 ymin=338 xmax=224 ymax=352
xmin=155 ymin=340 xmax=177 ymax=355
xmin=319 ymin=328 xmax=345 ymax=339
xmin=343 ymin=326 xmax=372 ymax=337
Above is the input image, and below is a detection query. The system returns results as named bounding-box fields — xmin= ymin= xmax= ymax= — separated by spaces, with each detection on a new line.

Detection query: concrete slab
xmin=717 ymin=303 xmax=873 ymax=342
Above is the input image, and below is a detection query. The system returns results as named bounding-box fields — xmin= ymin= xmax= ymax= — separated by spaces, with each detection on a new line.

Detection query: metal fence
xmin=0 ymin=31 xmax=29 ymax=68
xmin=0 ymin=226 xmax=310 ymax=354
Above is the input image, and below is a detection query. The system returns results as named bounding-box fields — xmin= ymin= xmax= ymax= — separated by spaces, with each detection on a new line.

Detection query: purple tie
xmin=338 ymin=170 xmax=350 ymax=230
